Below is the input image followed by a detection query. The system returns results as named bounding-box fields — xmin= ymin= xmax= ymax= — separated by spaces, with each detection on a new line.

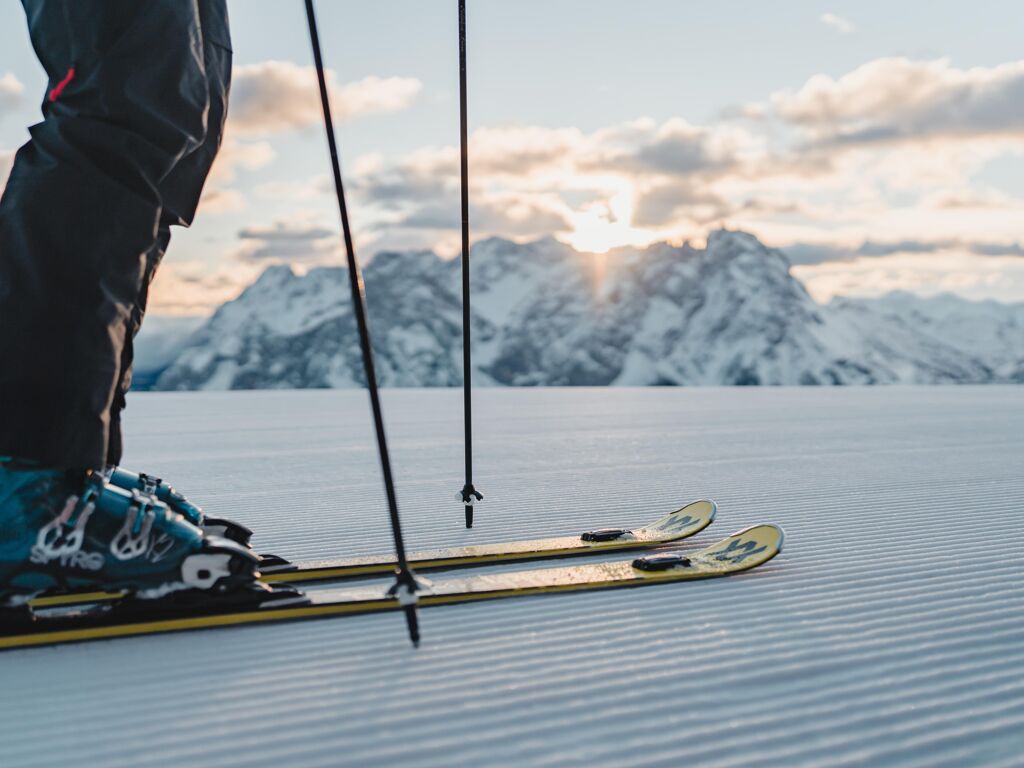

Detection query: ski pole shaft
xmin=457 ymin=0 xmax=481 ymax=529
xmin=303 ymin=0 xmax=420 ymax=647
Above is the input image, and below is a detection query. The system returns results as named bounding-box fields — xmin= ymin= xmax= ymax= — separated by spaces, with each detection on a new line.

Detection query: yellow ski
xmin=2 ymin=524 xmax=782 ymax=651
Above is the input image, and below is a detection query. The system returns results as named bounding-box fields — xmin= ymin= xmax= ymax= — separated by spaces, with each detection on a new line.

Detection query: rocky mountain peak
xmin=150 ymin=229 xmax=1024 ymax=390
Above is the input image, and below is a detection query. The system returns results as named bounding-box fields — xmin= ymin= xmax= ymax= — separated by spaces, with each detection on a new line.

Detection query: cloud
xmin=793 ymin=249 xmax=1024 ymax=303
xmin=0 ymin=73 xmax=23 ymax=116
xmin=632 ymin=181 xmax=727 ymax=227
xmin=597 ymin=119 xmax=736 ymax=177
xmin=233 ymin=53 xmax=1024 ymax=298
xmin=349 ymin=140 xmax=574 ymax=242
xmin=927 ymin=188 xmax=1024 ymax=210
xmin=783 ymin=240 xmax=952 ymax=265
xmin=245 ymin=109 xmax=812 ymax=253
xmin=390 ymin=192 xmax=571 ymax=235
xmin=766 ymin=58 xmax=1024 ymax=148
xmin=197 ymin=135 xmax=276 ymax=215
xmin=384 ymin=196 xmax=573 ymax=237
xmin=366 ymin=184 xmax=572 ymax=240
xmin=784 ymin=238 xmax=1024 ymax=265
xmin=468 ymin=126 xmax=585 ymax=176
xmin=238 ymin=223 xmax=335 ymax=242
xmin=229 ymin=61 xmax=421 ymax=135
xmin=254 ymin=176 xmax=332 ymax=201
xmin=857 ymin=239 xmax=952 ymax=257
xmin=970 ymin=241 xmax=1024 ymax=257
xmin=236 ymin=220 xmax=340 ymax=262
xmin=338 ymin=117 xmax=761 ymax=253
xmin=147 ymin=261 xmax=263 ymax=316
xmin=473 ymin=195 xmax=573 ymax=236
xmin=198 ymin=187 xmax=246 ymax=214
xmin=353 ymin=154 xmax=452 ymax=210
xmin=782 ymin=243 xmax=853 ymax=265
xmin=820 ymin=13 xmax=856 ymax=34
xmin=208 ymin=137 xmax=276 ymax=184
xmin=328 ymin=110 xmax=979 ymax=257
xmin=374 ymin=121 xmax=741 ymax=184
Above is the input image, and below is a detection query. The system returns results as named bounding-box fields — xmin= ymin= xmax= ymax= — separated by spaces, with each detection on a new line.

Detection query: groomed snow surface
xmin=1 ymin=387 xmax=1022 ymax=768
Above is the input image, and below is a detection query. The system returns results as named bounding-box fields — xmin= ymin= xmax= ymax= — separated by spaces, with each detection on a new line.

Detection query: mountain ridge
xmin=149 ymin=230 xmax=1024 ymax=390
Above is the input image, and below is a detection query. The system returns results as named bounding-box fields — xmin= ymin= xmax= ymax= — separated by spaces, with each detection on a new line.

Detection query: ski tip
xmin=641 ymin=499 xmax=716 ymax=540
xmin=732 ymin=523 xmax=784 ymax=548
xmin=684 ymin=498 xmax=717 ymax=520
xmin=697 ymin=499 xmax=717 ymax=523
xmin=701 ymin=523 xmax=784 ymax=571
xmin=671 ymin=499 xmax=717 ymax=525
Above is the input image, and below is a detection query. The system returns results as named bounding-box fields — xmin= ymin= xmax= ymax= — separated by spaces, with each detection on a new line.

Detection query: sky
xmin=2 ymin=0 xmax=1024 ymax=314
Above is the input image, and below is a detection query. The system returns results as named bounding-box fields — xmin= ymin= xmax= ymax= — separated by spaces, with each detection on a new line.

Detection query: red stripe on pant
xmin=48 ymin=67 xmax=75 ymax=102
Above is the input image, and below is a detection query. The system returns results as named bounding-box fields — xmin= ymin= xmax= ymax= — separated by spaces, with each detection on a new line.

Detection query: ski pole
xmin=303 ymin=0 xmax=422 ymax=647
xmin=457 ymin=0 xmax=483 ymax=529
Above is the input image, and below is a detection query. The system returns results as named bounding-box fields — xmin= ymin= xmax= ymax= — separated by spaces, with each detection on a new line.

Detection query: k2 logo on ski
xmin=653 ymin=514 xmax=696 ymax=534
xmin=709 ymin=538 xmax=767 ymax=564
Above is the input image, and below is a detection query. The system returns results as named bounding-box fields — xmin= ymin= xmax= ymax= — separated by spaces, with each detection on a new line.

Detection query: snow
xmin=1 ymin=387 xmax=1022 ymax=767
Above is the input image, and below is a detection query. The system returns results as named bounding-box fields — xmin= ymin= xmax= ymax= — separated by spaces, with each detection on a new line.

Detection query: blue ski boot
xmin=0 ymin=458 xmax=261 ymax=611
xmin=104 ymin=467 xmax=253 ymax=547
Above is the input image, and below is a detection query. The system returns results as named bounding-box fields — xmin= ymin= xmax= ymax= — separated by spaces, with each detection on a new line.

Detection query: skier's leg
xmin=0 ymin=1 xmax=262 ymax=606
xmin=101 ymin=5 xmax=253 ymax=546
xmin=106 ymin=1 xmax=232 ymax=466
xmin=0 ymin=0 xmax=212 ymax=471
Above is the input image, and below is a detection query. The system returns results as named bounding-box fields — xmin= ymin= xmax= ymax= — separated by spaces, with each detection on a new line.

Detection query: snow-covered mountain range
xmin=148 ymin=230 xmax=1024 ymax=389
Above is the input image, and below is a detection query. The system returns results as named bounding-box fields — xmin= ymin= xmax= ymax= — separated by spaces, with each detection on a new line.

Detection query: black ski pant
xmin=0 ymin=0 xmax=231 ymax=471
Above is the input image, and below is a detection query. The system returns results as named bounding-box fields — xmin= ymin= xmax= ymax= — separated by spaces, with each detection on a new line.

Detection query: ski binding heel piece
xmin=180 ymin=537 xmax=261 ymax=595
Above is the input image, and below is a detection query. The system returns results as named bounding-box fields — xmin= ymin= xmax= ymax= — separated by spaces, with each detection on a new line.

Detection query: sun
xmin=563 ymin=183 xmax=654 ymax=254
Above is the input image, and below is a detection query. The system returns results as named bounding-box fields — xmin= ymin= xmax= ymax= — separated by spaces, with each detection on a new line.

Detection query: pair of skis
xmin=3 ymin=501 xmax=783 ymax=651
xmin=32 ymin=499 xmax=718 ymax=607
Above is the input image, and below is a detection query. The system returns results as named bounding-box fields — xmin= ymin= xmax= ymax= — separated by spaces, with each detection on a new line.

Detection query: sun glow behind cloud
xmin=563 ymin=179 xmax=654 ymax=253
